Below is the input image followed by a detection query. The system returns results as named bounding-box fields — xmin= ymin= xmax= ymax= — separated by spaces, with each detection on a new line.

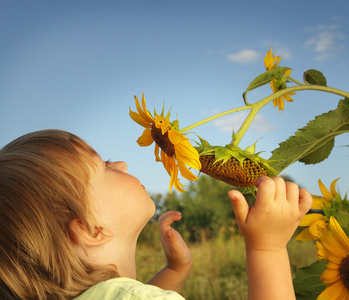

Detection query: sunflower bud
xmin=196 ymin=136 xmax=278 ymax=188
xmin=200 ymin=154 xmax=268 ymax=187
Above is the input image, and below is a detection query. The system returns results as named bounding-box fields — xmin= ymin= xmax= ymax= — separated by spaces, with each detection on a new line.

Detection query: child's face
xmin=88 ymin=155 xmax=156 ymax=239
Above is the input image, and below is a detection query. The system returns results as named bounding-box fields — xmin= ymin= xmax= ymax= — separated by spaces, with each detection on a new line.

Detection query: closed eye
xmin=104 ymin=159 xmax=111 ymax=168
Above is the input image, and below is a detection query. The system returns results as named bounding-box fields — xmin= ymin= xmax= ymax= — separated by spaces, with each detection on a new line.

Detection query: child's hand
xmin=146 ymin=211 xmax=191 ymax=292
xmin=228 ymin=176 xmax=313 ymax=251
xmin=158 ymin=210 xmax=192 ymax=272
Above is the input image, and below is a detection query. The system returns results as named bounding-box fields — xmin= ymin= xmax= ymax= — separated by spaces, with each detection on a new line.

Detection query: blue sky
xmin=1 ymin=0 xmax=348 ymax=197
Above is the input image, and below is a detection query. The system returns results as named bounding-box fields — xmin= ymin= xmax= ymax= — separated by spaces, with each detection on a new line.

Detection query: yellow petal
xmin=154 ymin=115 xmax=170 ymax=134
xmin=317 ymin=248 xmax=327 ymax=260
xmin=135 ymin=94 xmax=154 ymax=124
xmin=308 ymin=218 xmax=326 ymax=237
xmin=295 ymin=228 xmax=314 ymax=241
xmin=177 ymin=160 xmax=198 ymax=181
xmin=311 ymin=195 xmax=325 ymax=209
xmin=317 ymin=281 xmax=347 ymax=300
xmin=272 ymin=98 xmax=278 ymax=107
xmin=167 ymin=156 xmax=185 ymax=193
xmin=161 ymin=121 xmax=170 ymax=134
xmin=175 ymin=141 xmax=201 ymax=170
xmin=172 ymin=174 xmax=186 ymax=193
xmin=325 ymin=252 xmax=344 ymax=265
xmin=341 ymin=288 xmax=349 ymax=300
xmin=136 ymin=128 xmax=154 ymax=146
xmin=168 ymin=130 xmax=189 ymax=144
xmin=299 ymin=213 xmax=323 ymax=227
xmin=320 ymin=268 xmax=340 ymax=284
xmin=168 ymin=158 xmax=176 ymax=193
xmin=329 ymin=216 xmax=349 ymax=253
xmin=160 ymin=150 xmax=172 ymax=177
xmin=154 ymin=115 xmax=171 ymax=134
xmin=330 ymin=178 xmax=340 ymax=197
xmin=154 ymin=144 xmax=161 ymax=162
xmin=326 ymin=261 xmax=340 ymax=270
xmin=264 ymin=47 xmax=282 ymax=71
xmin=129 ymin=109 xmax=151 ymax=128
xmin=283 ymin=93 xmax=294 ymax=102
xmin=319 ymin=179 xmax=332 ymax=202
xmin=275 ymin=56 xmax=282 ymax=65
xmin=319 ymin=226 xmax=348 ymax=261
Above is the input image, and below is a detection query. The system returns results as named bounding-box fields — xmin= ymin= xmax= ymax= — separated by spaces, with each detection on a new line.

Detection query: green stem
xmin=233 ymin=106 xmax=260 ymax=145
xmin=179 ymin=106 xmax=251 ymax=133
xmin=278 ymin=85 xmax=349 ymax=99
xmin=287 ymin=76 xmax=304 ymax=86
xmin=235 ymin=85 xmax=349 ymax=145
xmin=180 ymin=84 xmax=349 ymax=144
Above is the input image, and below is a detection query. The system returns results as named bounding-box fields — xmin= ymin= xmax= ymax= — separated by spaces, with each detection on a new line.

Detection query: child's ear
xmin=69 ymin=219 xmax=113 ymax=247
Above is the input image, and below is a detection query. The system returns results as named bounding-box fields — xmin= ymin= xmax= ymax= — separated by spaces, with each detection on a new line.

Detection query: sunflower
xmin=296 ymin=178 xmax=340 ymax=241
xmin=264 ymin=47 xmax=282 ymax=71
xmin=264 ymin=47 xmax=296 ymax=111
xmin=316 ymin=216 xmax=349 ymax=299
xmin=269 ymin=72 xmax=296 ymax=111
xmin=129 ymin=93 xmax=201 ymax=193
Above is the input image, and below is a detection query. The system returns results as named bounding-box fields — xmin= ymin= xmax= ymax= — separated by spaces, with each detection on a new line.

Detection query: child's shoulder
xmin=74 ymin=277 xmax=185 ymax=300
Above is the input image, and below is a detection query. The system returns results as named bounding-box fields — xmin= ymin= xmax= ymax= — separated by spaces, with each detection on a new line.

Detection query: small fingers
xmin=254 ymin=176 xmax=276 ymax=204
xmin=273 ymin=177 xmax=287 ymax=201
xmin=158 ymin=210 xmax=182 ymax=231
xmin=255 ymin=177 xmax=299 ymax=204
xmin=299 ymin=188 xmax=313 ymax=216
xmin=228 ymin=190 xmax=249 ymax=227
xmin=285 ymin=181 xmax=299 ymax=204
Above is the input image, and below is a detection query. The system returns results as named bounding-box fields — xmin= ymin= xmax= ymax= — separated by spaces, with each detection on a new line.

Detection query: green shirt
xmin=74 ymin=277 xmax=185 ymax=299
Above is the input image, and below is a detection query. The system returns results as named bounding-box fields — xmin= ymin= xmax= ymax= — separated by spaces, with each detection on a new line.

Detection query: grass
xmin=136 ymin=225 xmax=318 ymax=300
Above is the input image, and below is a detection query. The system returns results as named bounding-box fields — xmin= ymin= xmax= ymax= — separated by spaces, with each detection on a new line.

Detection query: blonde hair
xmin=0 ymin=130 xmax=118 ymax=299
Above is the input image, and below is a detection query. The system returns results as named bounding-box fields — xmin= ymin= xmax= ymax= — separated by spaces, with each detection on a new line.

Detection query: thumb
xmin=228 ymin=190 xmax=249 ymax=227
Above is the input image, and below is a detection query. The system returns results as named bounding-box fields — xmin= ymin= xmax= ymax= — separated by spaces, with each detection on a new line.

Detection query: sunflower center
xmin=339 ymin=255 xmax=349 ymax=290
xmin=151 ymin=124 xmax=175 ymax=157
xmin=199 ymin=155 xmax=268 ymax=187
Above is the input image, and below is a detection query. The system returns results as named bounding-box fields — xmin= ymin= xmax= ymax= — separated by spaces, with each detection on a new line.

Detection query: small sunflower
xmin=316 ymin=216 xmax=349 ymax=300
xmin=264 ymin=47 xmax=296 ymax=111
xmin=296 ymin=178 xmax=340 ymax=241
xmin=264 ymin=47 xmax=282 ymax=71
xmin=269 ymin=71 xmax=296 ymax=111
xmin=129 ymin=93 xmax=201 ymax=193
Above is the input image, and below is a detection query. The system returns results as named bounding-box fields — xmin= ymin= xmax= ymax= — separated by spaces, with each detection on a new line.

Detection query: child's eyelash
xmin=105 ymin=159 xmax=111 ymax=168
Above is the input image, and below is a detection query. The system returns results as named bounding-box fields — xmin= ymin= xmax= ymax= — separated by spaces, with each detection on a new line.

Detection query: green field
xmin=137 ymin=224 xmax=318 ymax=300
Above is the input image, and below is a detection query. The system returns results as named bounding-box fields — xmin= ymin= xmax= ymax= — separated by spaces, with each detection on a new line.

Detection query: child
xmin=0 ymin=129 xmax=312 ymax=300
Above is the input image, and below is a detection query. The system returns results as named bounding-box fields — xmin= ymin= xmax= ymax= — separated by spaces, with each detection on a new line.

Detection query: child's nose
xmin=113 ymin=161 xmax=128 ymax=173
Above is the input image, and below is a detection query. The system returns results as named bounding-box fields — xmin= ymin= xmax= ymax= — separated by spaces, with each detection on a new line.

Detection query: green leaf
xmin=304 ymin=69 xmax=327 ymax=86
xmin=299 ymin=138 xmax=334 ymax=164
xmin=294 ymin=260 xmax=327 ymax=300
xmin=269 ymin=98 xmax=349 ymax=173
xmin=243 ymin=67 xmax=291 ymax=102
xmin=214 ymin=146 xmax=232 ymax=163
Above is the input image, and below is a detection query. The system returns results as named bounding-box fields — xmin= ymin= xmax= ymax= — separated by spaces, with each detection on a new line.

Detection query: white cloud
xmin=214 ymin=112 xmax=274 ymax=133
xmin=227 ymin=49 xmax=261 ymax=63
xmin=304 ymin=24 xmax=346 ymax=62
